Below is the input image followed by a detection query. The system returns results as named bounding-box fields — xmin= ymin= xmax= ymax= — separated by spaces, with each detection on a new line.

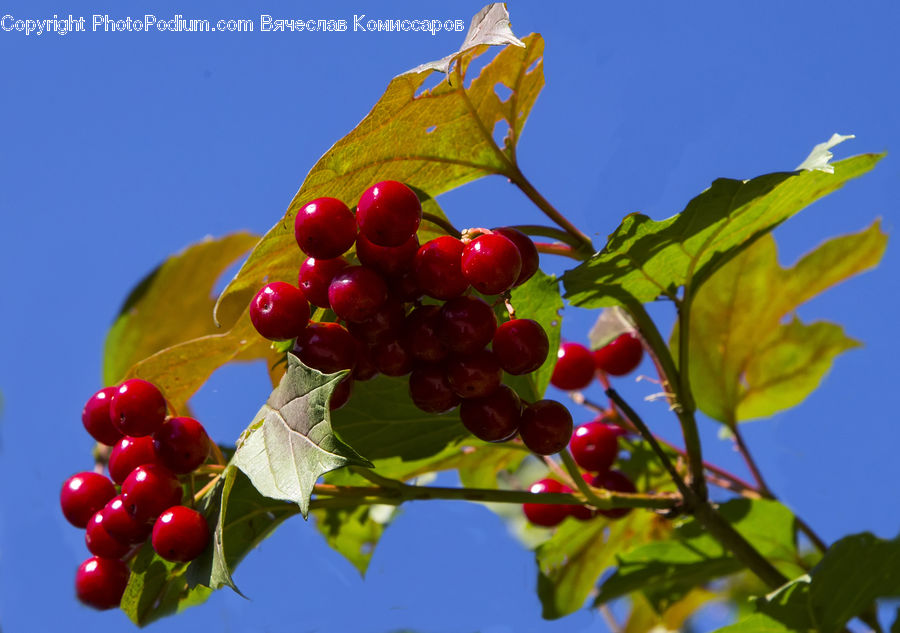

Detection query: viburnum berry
xmin=81 ymin=387 xmax=123 ymax=446
xmin=414 ymin=236 xmax=469 ymax=300
xmin=152 ymin=506 xmax=210 ymax=562
xmin=298 ymin=256 xmax=349 ymax=308
xmin=328 ymin=266 xmax=388 ymax=323
xmin=346 ymin=300 xmax=406 ymax=345
xmin=437 ymin=296 xmax=497 ymax=356
xmin=570 ymin=421 xmax=619 ymax=474
xmin=522 ymin=478 xmax=570 ymax=527
xmin=330 ymin=377 xmax=353 ymax=410
xmin=108 ymin=436 xmax=160 ymax=484
xmin=492 ymin=319 xmax=549 ymax=375
xmin=249 ymin=281 xmax=310 ymax=341
xmin=356 ymin=180 xmax=422 ymax=247
xmin=549 ymin=342 xmax=595 ymax=391
xmin=371 ymin=338 xmax=414 ymax=377
xmin=356 ymin=232 xmax=419 ymax=277
xmin=593 ymin=332 xmax=644 ymax=376
xmin=592 ymin=469 xmax=637 ymax=519
xmin=153 ymin=417 xmax=210 ymax=474
xmin=85 ymin=510 xmax=131 ymax=559
xmin=293 ymin=322 xmax=358 ymax=374
xmin=75 ymin=556 xmax=130 ymax=610
xmin=492 ymin=227 xmax=540 ymax=287
xmin=100 ymin=496 xmax=153 ymax=544
xmin=404 ymin=305 xmax=448 ymax=363
xmin=388 ymin=270 xmax=422 ymax=302
xmin=408 ymin=364 xmax=460 ymax=414
xmin=519 ymin=400 xmax=574 ymax=455
xmin=109 ymin=379 xmax=168 ymax=437
xmin=461 ymin=233 xmax=522 ymax=295
xmin=121 ymin=464 xmax=183 ymax=522
xmin=352 ymin=347 xmax=379 ymax=382
xmin=294 ymin=197 xmax=357 ymax=259
xmin=459 ymin=384 xmax=521 ymax=443
xmin=60 ymin=472 xmax=117 ymax=528
xmin=446 ymin=350 xmax=503 ymax=399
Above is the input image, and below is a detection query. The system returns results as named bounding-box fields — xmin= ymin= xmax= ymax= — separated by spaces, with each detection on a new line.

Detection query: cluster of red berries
xmin=550 ymin=333 xmax=644 ymax=391
xmin=61 ymin=379 xmax=212 ymax=610
xmin=248 ymin=180 xmax=576 ymax=455
xmin=523 ymin=412 xmax=636 ymax=527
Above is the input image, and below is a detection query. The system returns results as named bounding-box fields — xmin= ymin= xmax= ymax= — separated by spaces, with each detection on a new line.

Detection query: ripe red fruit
xmin=328 ymin=266 xmax=388 ymax=323
xmin=294 ymin=197 xmax=357 ymax=259
xmin=388 ymin=270 xmax=422 ymax=302
xmin=492 ymin=319 xmax=550 ymax=375
xmin=152 ymin=506 xmax=210 ymax=562
xmin=109 ymin=379 xmax=168 ymax=437
xmin=352 ymin=347 xmax=379 ymax=382
xmin=519 ymin=400 xmax=574 ymax=455
xmin=298 ymin=256 xmax=349 ymax=308
xmin=356 ymin=180 xmax=422 ymax=247
xmin=356 ymin=232 xmax=419 ymax=277
xmin=522 ymin=478 xmax=570 ymax=527
xmin=461 ymin=233 xmax=522 ymax=295
xmin=100 ymin=496 xmax=153 ymax=544
xmin=404 ymin=305 xmax=448 ymax=363
xmin=81 ymin=387 xmax=123 ymax=446
xmin=60 ymin=472 xmax=117 ymax=528
xmin=293 ymin=322 xmax=358 ymax=374
xmin=121 ymin=464 xmax=183 ymax=522
xmin=592 ymin=469 xmax=637 ymax=519
xmin=153 ymin=417 xmax=210 ymax=474
xmin=593 ymin=332 xmax=644 ymax=376
xmin=108 ymin=436 xmax=160 ymax=484
xmin=446 ymin=350 xmax=503 ymax=399
xmin=75 ymin=556 xmax=130 ymax=610
xmin=492 ymin=227 xmax=539 ymax=287
xmin=408 ymin=364 xmax=460 ymax=414
xmin=459 ymin=384 xmax=521 ymax=443
xmin=249 ymin=281 xmax=310 ymax=341
xmin=549 ymin=343 xmax=595 ymax=391
xmin=330 ymin=377 xmax=353 ymax=410
xmin=85 ymin=510 xmax=131 ymax=559
xmin=414 ymin=236 xmax=469 ymax=300
xmin=570 ymin=421 xmax=619 ymax=474
xmin=346 ymin=300 xmax=406 ymax=345
xmin=437 ymin=296 xmax=497 ymax=356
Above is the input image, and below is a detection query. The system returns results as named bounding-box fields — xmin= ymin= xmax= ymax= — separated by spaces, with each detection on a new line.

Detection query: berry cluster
xmin=549 ymin=332 xmax=644 ymax=391
xmin=523 ymin=411 xmax=636 ymax=527
xmin=62 ymin=379 xmax=212 ymax=610
xmin=249 ymin=180 xmax=576 ymax=455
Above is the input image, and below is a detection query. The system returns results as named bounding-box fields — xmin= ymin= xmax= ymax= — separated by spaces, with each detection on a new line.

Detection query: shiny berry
xmin=352 ymin=347 xmax=379 ymax=382
xmin=519 ymin=400 xmax=573 ymax=455
xmin=388 ymin=270 xmax=422 ymax=302
xmin=414 ymin=236 xmax=469 ymax=300
xmin=328 ymin=266 xmax=388 ymax=323
xmin=294 ymin=197 xmax=356 ymax=259
xmin=85 ymin=511 xmax=131 ymax=559
xmin=438 ymin=296 xmax=497 ymax=356
xmin=330 ymin=377 xmax=353 ymax=410
xmin=492 ymin=319 xmax=550 ymax=375
xmin=81 ymin=387 xmax=123 ymax=446
xmin=408 ymin=364 xmax=460 ymax=414
xmin=109 ymin=379 xmax=167 ymax=437
xmin=60 ymin=472 xmax=117 ymax=528
xmin=404 ymin=305 xmax=448 ymax=363
xmin=75 ymin=556 xmax=130 ymax=610
xmin=459 ymin=384 xmax=521 ymax=443
xmin=121 ymin=464 xmax=183 ymax=522
xmin=356 ymin=233 xmax=419 ymax=277
xmin=594 ymin=332 xmax=644 ymax=376
xmin=492 ymin=227 xmax=540 ymax=287
xmin=461 ymin=233 xmax=522 ymax=295
xmin=356 ymin=180 xmax=422 ymax=247
xmin=249 ymin=282 xmax=310 ymax=341
xmin=522 ymin=479 xmax=570 ymax=527
xmin=100 ymin=496 xmax=153 ymax=544
xmin=446 ymin=350 xmax=503 ymax=399
xmin=293 ymin=322 xmax=358 ymax=374
xmin=371 ymin=338 xmax=414 ymax=377
xmin=570 ymin=421 xmax=619 ymax=474
xmin=298 ymin=256 xmax=349 ymax=308
xmin=153 ymin=417 xmax=210 ymax=474
xmin=347 ymin=300 xmax=406 ymax=345
xmin=108 ymin=436 xmax=160 ymax=484
xmin=152 ymin=506 xmax=210 ymax=562
xmin=592 ymin=470 xmax=637 ymax=519
xmin=549 ymin=343 xmax=595 ymax=391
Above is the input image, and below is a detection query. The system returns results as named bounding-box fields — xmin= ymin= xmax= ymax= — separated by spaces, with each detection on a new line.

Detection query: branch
xmin=421 ymin=211 xmax=461 ymax=238
xmin=534 ymin=241 xmax=582 ymax=260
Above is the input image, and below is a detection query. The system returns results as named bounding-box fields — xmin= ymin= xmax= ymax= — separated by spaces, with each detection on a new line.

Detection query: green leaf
xmin=232 ymin=354 xmax=372 ymax=517
xmin=562 ymin=153 xmax=882 ymax=309
xmin=710 ymin=612 xmax=799 ymax=633
xmin=213 ymin=33 xmax=544 ymax=321
xmin=623 ymin=589 xmax=715 ymax=633
xmin=508 ymin=271 xmax=564 ymax=398
xmin=313 ymin=504 xmax=392 ymax=577
xmin=674 ymin=222 xmax=886 ymax=424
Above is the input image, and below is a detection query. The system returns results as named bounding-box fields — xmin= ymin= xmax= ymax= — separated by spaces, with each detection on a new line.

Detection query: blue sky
xmin=2 ymin=1 xmax=899 ymax=631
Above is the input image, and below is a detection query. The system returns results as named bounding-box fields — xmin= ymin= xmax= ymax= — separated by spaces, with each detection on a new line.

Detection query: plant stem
xmin=559 ymin=449 xmax=610 ymax=509
xmin=510 ymin=224 xmax=585 ymax=248
xmin=422 ymin=212 xmax=461 ymax=238
xmin=534 ymin=241 xmax=582 ymax=259
xmin=731 ymin=425 xmax=771 ymax=495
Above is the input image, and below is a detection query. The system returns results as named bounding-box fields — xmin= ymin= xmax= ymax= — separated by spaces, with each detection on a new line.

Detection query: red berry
xmin=356 ymin=232 xmax=419 ymax=277
xmin=109 ymin=379 xmax=168 ymax=437
xmin=330 ymin=377 xmax=353 ymax=410
xmin=293 ymin=322 xmax=358 ymax=374
xmin=388 ymin=270 xmax=422 ymax=302
xmin=75 ymin=556 xmax=130 ymax=610
xmin=570 ymin=421 xmax=619 ymax=474
xmin=446 ymin=350 xmax=503 ymax=399
xmin=438 ymin=296 xmax=497 ymax=356
xmin=408 ymin=364 xmax=460 ymax=414
xmin=371 ymin=338 xmax=414 ymax=377
xmin=249 ymin=282 xmax=310 ymax=341
xmin=121 ymin=464 xmax=183 ymax=522
xmin=593 ymin=332 xmax=644 ymax=376
xmin=549 ymin=343 xmax=595 ymax=391
xmin=152 ymin=506 xmax=210 ymax=562
xmin=81 ymin=387 xmax=123 ymax=446
xmin=85 ymin=511 xmax=131 ymax=559
xmin=352 ymin=347 xmax=379 ymax=382
xmin=459 ymin=384 xmax=521 ymax=443
xmin=592 ymin=470 xmax=637 ymax=519
xmin=347 ymin=300 xmax=406 ymax=345
xmin=153 ymin=417 xmax=210 ymax=474
xmin=109 ymin=436 xmax=160 ymax=484
xmin=100 ymin=496 xmax=153 ymax=544
xmin=60 ymin=472 xmax=116 ymax=528
xmin=414 ymin=236 xmax=469 ymax=300
xmin=522 ymin=478 xmax=570 ymax=527
xmin=404 ymin=305 xmax=448 ymax=363
xmin=519 ymin=400 xmax=573 ymax=455
xmin=328 ymin=266 xmax=388 ymax=323
xmin=294 ymin=197 xmax=356 ymax=259
xmin=461 ymin=233 xmax=522 ymax=295
xmin=492 ymin=227 xmax=540 ymax=287
xmin=356 ymin=180 xmax=422 ymax=247
xmin=492 ymin=319 xmax=550 ymax=375
xmin=298 ymin=256 xmax=349 ymax=308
